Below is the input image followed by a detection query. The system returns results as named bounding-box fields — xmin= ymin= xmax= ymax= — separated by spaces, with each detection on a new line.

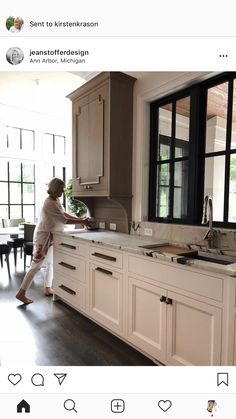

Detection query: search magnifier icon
xmin=64 ymin=399 xmax=77 ymax=413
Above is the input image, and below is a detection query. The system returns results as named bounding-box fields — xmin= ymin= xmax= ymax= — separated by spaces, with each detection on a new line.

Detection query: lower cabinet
xmin=127 ymin=277 xmax=167 ymax=363
xmin=127 ymin=276 xmax=222 ymax=366
xmin=166 ymin=290 xmax=222 ymax=366
xmin=53 ymin=236 xmax=226 ymax=365
xmin=89 ymin=262 xmax=123 ymax=334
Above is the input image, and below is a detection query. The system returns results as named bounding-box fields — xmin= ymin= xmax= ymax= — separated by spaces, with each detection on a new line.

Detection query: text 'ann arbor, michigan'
xmin=29 ymin=48 xmax=89 ymax=64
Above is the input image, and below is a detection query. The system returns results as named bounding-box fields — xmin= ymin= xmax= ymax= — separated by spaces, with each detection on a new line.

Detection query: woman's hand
xmin=80 ymin=217 xmax=92 ymax=228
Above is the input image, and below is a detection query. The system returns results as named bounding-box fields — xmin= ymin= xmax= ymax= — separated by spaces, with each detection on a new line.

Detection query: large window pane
xmin=175 ymin=97 xmax=190 ymax=158
xmin=158 ymin=105 xmax=172 ymax=160
xmin=205 ymin=82 xmax=228 ymax=153
xmin=22 ymin=129 xmax=35 ymax=151
xmin=158 ymin=135 xmax=170 ymax=161
xmin=10 ymin=183 xmax=21 ymax=204
xmin=23 ymin=184 xmax=34 ymax=204
xmin=9 ymin=205 xmax=22 ymax=219
xmin=0 ymin=206 xmax=8 ymax=221
xmin=44 ymin=133 xmax=53 ymax=155
xmin=204 ymin=155 xmax=225 ymax=222
xmin=156 ymin=163 xmax=169 ymax=217
xmin=7 ymin=127 xmax=20 ymax=149
xmin=173 ymin=161 xmax=188 ymax=218
xmin=229 ymin=154 xmax=236 ymax=222
xmin=22 ymin=163 xmax=34 ymax=182
xmin=55 ymin=135 xmax=65 ymax=155
xmin=0 ymin=159 xmax=8 ymax=180
xmin=23 ymin=205 xmax=35 ymax=222
xmin=0 ymin=183 xmax=8 ymax=204
xmin=9 ymin=161 xmax=21 ymax=181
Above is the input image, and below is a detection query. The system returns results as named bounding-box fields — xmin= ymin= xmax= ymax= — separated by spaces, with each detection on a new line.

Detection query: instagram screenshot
xmin=0 ymin=0 xmax=236 ymax=417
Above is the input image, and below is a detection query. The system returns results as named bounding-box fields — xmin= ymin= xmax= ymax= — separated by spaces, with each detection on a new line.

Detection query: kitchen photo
xmin=1 ymin=71 xmax=236 ymax=366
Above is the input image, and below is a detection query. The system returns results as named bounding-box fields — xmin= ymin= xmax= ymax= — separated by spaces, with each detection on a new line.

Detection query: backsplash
xmin=130 ymin=221 xmax=236 ymax=251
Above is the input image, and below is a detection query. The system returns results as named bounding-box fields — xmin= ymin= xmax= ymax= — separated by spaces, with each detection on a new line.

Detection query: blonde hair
xmin=14 ymin=17 xmax=24 ymax=26
xmin=47 ymin=178 xmax=65 ymax=199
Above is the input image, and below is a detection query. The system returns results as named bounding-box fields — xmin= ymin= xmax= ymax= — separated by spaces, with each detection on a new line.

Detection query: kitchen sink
xmin=139 ymin=243 xmax=236 ymax=265
xmin=184 ymin=251 xmax=236 ymax=265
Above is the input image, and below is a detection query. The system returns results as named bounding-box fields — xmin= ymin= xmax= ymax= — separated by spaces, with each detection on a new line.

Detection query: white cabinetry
xmin=126 ymin=254 xmax=223 ymax=365
xmin=88 ymin=246 xmax=124 ymax=334
xmin=53 ymin=234 xmax=229 ymax=366
xmin=53 ymin=234 xmax=89 ymax=312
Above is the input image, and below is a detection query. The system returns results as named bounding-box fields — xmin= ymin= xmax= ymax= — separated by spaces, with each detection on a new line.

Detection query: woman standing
xmin=16 ymin=178 xmax=90 ymax=304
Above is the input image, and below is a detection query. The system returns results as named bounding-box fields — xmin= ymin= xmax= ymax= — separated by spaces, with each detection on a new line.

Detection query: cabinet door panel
xmin=89 ymin=263 xmax=123 ymax=334
xmin=76 ymin=96 xmax=104 ymax=185
xmin=127 ymin=276 xmax=167 ymax=362
xmin=74 ymin=83 xmax=109 ymax=194
xmin=166 ymin=291 xmax=222 ymax=366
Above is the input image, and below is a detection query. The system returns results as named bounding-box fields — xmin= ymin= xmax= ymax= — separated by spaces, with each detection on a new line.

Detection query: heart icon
xmin=158 ymin=400 xmax=172 ymax=412
xmin=8 ymin=373 xmax=22 ymax=386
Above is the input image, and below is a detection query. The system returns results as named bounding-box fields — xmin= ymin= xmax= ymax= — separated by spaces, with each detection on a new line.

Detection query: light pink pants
xmin=20 ymin=246 xmax=53 ymax=291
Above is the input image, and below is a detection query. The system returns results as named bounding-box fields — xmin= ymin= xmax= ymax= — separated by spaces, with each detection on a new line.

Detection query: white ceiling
xmin=0 ymin=72 xmax=91 ymax=117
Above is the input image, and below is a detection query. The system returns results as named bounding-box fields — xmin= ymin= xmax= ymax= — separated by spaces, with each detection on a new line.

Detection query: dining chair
xmin=0 ymin=243 xmax=11 ymax=278
xmin=23 ymin=223 xmax=36 ymax=270
xmin=2 ymin=218 xmax=25 ymax=267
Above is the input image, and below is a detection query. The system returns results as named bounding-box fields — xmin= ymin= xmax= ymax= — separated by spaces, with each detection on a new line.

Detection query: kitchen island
xmin=53 ymin=230 xmax=236 ymax=366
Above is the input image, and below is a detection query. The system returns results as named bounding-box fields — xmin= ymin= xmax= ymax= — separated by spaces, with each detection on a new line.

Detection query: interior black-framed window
xmin=0 ymin=159 xmax=35 ymax=222
xmin=149 ymin=94 xmax=192 ymax=222
xmin=149 ymin=72 xmax=236 ymax=228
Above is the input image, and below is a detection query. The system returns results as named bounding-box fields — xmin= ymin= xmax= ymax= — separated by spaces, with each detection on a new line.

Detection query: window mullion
xmin=169 ymin=102 xmax=176 ymax=219
xmin=223 ymin=78 xmax=233 ymax=223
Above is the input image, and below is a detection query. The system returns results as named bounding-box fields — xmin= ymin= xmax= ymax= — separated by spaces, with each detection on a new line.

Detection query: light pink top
xmin=34 ymin=196 xmax=66 ymax=235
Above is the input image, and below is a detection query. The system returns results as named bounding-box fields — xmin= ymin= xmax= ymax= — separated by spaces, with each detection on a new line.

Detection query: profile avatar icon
xmin=207 ymin=400 xmax=217 ymax=417
xmin=6 ymin=47 xmax=24 ymax=65
xmin=6 ymin=16 xmax=24 ymax=33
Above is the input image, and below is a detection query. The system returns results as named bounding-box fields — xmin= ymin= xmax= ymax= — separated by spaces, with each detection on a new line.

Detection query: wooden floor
xmin=0 ymin=253 xmax=155 ymax=366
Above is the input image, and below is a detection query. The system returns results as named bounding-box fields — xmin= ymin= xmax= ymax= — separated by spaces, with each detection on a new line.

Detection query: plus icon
xmin=111 ymin=399 xmax=125 ymax=413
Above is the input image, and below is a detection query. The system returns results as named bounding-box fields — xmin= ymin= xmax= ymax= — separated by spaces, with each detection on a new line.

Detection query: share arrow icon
xmin=54 ymin=373 xmax=67 ymax=385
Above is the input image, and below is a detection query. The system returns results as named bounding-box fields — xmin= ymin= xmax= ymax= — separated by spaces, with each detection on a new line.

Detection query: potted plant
xmin=64 ymin=179 xmax=88 ymax=217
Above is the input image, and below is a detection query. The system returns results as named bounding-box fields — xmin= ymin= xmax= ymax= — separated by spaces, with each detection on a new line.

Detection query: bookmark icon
xmin=54 ymin=373 xmax=67 ymax=385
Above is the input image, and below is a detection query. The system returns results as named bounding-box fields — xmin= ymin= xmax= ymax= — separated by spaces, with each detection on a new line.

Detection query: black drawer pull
xmin=160 ymin=295 xmax=166 ymax=303
xmin=59 ymin=242 xmax=76 ymax=250
xmin=166 ymin=298 xmax=173 ymax=305
xmin=95 ymin=267 xmax=113 ymax=276
xmin=92 ymin=252 xmax=116 ymax=262
xmin=58 ymin=261 xmax=76 ymax=270
xmin=59 ymin=284 xmax=76 ymax=295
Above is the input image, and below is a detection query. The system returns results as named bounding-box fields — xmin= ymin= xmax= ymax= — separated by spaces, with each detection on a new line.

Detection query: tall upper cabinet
xmin=67 ymin=72 xmax=136 ymax=199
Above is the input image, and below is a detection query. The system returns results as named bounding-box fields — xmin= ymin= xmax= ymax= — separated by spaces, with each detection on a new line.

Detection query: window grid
xmin=149 ymin=72 xmax=236 ymax=228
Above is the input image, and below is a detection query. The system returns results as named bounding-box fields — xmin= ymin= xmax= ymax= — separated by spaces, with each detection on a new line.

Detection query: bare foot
xmin=16 ymin=290 xmax=33 ymax=304
xmin=44 ymin=287 xmax=53 ymax=296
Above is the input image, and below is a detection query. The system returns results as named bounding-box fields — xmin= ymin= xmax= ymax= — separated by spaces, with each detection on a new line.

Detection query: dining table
xmin=0 ymin=227 xmax=24 ymax=236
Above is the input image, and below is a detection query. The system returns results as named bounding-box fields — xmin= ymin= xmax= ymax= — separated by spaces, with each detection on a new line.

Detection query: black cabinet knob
xmin=160 ymin=295 xmax=166 ymax=302
xmin=166 ymin=298 xmax=173 ymax=305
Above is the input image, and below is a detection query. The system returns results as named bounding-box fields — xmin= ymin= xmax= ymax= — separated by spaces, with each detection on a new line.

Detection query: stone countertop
xmin=58 ymin=229 xmax=236 ymax=277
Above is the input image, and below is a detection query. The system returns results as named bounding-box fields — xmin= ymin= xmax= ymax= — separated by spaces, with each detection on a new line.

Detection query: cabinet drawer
xmin=54 ymin=252 xmax=86 ymax=283
xmin=90 ymin=245 xmax=123 ymax=269
xmin=53 ymin=271 xmax=86 ymax=311
xmin=128 ymin=255 xmax=223 ymax=302
xmin=54 ymin=235 xmax=88 ymax=257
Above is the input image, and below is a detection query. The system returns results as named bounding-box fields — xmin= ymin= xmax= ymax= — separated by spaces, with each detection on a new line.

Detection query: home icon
xmin=17 ymin=399 xmax=30 ymax=413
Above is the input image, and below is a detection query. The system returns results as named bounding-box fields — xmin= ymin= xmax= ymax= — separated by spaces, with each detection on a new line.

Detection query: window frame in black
xmin=149 ymin=72 xmax=236 ymax=229
xmin=0 ymin=160 xmax=36 ymax=220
